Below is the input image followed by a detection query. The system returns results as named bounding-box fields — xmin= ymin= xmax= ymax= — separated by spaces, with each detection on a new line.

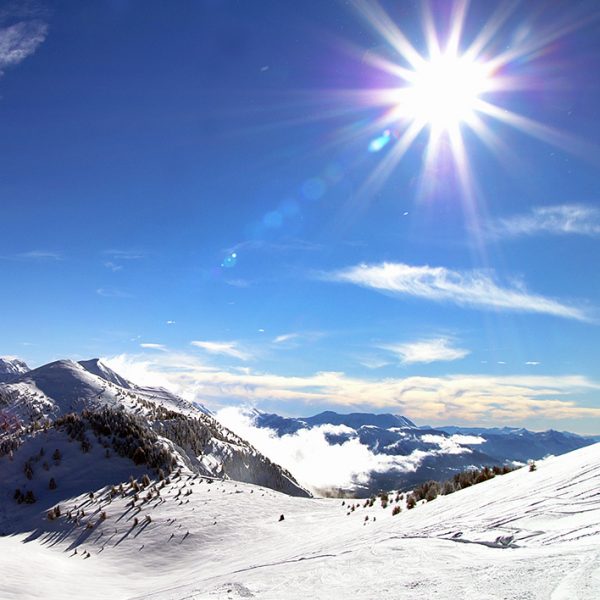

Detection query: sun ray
xmin=446 ymin=0 xmax=470 ymax=56
xmin=463 ymin=0 xmax=519 ymax=60
xmin=474 ymin=99 xmax=599 ymax=163
xmin=350 ymin=0 xmax=424 ymax=69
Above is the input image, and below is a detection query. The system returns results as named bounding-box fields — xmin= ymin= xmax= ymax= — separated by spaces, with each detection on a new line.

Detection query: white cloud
xmin=491 ymin=204 xmax=600 ymax=238
xmin=420 ymin=434 xmax=481 ymax=454
xmin=104 ymin=351 xmax=600 ymax=425
xmin=190 ymin=340 xmax=252 ymax=361
xmin=140 ymin=343 xmax=166 ymax=351
xmin=273 ymin=333 xmax=299 ymax=344
xmin=526 ymin=361 xmax=541 ymax=366
xmin=449 ymin=434 xmax=485 ymax=445
xmin=216 ymin=406 xmax=438 ymax=492
xmin=323 ymin=262 xmax=589 ymax=321
xmin=381 ymin=337 xmax=469 ymax=364
xmin=103 ymin=352 xmax=218 ymax=398
xmin=0 ymin=20 xmax=47 ymax=75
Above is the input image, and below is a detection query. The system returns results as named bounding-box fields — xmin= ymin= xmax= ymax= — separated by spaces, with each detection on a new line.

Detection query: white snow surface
xmin=0 ymin=357 xmax=29 ymax=378
xmin=1 ymin=442 xmax=599 ymax=599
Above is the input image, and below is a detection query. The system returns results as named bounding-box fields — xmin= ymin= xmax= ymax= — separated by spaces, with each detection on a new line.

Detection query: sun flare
xmin=343 ymin=0 xmax=591 ymax=206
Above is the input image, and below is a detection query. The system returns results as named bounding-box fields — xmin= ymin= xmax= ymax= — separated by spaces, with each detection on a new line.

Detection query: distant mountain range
xmin=249 ymin=409 xmax=596 ymax=494
xmin=2 ymin=356 xmax=595 ymax=498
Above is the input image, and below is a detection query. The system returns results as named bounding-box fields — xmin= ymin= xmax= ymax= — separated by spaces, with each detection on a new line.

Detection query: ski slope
xmin=1 ymin=442 xmax=599 ymax=599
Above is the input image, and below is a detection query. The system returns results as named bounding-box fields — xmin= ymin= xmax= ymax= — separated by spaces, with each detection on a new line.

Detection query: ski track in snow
xmin=1 ymin=359 xmax=599 ymax=598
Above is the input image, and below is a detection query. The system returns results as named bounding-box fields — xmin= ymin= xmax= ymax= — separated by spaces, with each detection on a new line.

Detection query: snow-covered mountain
xmin=0 ymin=358 xmax=309 ymax=499
xmin=254 ymin=409 xmax=416 ymax=434
xmin=0 ymin=431 xmax=598 ymax=598
xmin=249 ymin=409 xmax=595 ymax=493
xmin=0 ymin=357 xmax=29 ymax=383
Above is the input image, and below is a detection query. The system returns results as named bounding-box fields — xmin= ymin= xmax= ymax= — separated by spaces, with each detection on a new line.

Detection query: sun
xmin=338 ymin=0 xmax=589 ymax=206
xmin=402 ymin=53 xmax=491 ymax=131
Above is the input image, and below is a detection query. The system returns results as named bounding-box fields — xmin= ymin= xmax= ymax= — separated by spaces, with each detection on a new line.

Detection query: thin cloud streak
xmin=490 ymin=204 xmax=600 ymax=238
xmin=226 ymin=238 xmax=323 ymax=255
xmin=103 ymin=249 xmax=146 ymax=260
xmin=1 ymin=250 xmax=63 ymax=261
xmin=323 ymin=262 xmax=590 ymax=322
xmin=140 ymin=343 xmax=167 ymax=351
xmin=272 ymin=331 xmax=324 ymax=346
xmin=96 ymin=287 xmax=132 ymax=299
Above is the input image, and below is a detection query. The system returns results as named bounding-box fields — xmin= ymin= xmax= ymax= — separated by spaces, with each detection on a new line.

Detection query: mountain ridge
xmin=0 ymin=357 xmax=309 ymax=500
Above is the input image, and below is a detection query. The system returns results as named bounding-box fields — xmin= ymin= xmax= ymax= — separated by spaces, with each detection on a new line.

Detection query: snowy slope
xmin=0 ymin=442 xmax=598 ymax=599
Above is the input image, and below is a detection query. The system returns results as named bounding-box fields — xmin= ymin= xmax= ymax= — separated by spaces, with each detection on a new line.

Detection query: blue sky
xmin=1 ymin=0 xmax=600 ymax=433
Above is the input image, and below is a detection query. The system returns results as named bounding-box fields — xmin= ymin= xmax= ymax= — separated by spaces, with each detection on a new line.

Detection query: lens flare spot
xmin=221 ymin=252 xmax=237 ymax=268
xmin=263 ymin=210 xmax=283 ymax=228
xmin=279 ymin=198 xmax=299 ymax=217
xmin=301 ymin=177 xmax=327 ymax=201
xmin=368 ymin=129 xmax=393 ymax=152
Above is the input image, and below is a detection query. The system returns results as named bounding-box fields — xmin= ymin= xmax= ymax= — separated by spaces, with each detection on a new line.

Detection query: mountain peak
xmin=304 ymin=411 xmax=416 ymax=429
xmin=78 ymin=358 xmax=132 ymax=389
xmin=0 ymin=356 xmax=30 ymax=382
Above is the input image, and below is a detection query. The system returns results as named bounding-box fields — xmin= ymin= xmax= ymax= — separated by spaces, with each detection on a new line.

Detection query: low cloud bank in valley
xmin=216 ymin=407 xmax=478 ymax=493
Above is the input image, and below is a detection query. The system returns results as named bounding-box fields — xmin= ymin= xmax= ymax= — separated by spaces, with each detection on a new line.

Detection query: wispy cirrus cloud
xmin=190 ymin=340 xmax=252 ymax=361
xmin=140 ymin=343 xmax=166 ymax=351
xmin=96 ymin=287 xmax=132 ymax=299
xmin=273 ymin=333 xmax=299 ymax=344
xmin=103 ymin=249 xmax=146 ymax=260
xmin=101 ymin=249 xmax=146 ymax=271
xmin=322 ymin=262 xmax=590 ymax=322
xmin=12 ymin=250 xmax=62 ymax=261
xmin=381 ymin=337 xmax=470 ymax=364
xmin=104 ymin=351 xmax=600 ymax=426
xmin=272 ymin=331 xmax=324 ymax=346
xmin=355 ymin=355 xmax=391 ymax=370
xmin=103 ymin=261 xmax=123 ymax=272
xmin=490 ymin=204 xmax=600 ymax=238
xmin=226 ymin=238 xmax=322 ymax=255
xmin=0 ymin=18 xmax=47 ymax=76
